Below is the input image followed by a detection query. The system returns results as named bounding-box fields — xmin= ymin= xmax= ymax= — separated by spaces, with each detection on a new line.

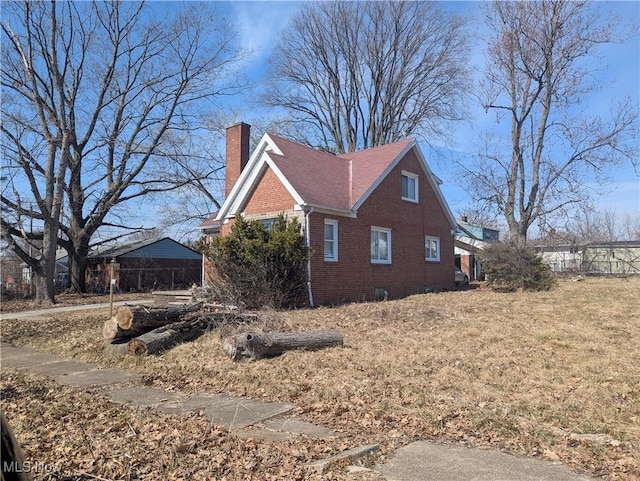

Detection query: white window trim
xmin=401 ymin=171 xmax=419 ymax=203
xmin=324 ymin=219 xmax=338 ymax=262
xmin=425 ymin=235 xmax=440 ymax=262
xmin=371 ymin=226 xmax=392 ymax=264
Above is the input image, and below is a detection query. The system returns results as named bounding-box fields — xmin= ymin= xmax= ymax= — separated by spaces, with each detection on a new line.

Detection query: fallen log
xmin=126 ymin=318 xmax=209 ymax=356
xmin=103 ymin=311 xmax=259 ymax=358
xmin=102 ymin=303 xmax=203 ymax=340
xmin=223 ymin=329 xmax=343 ymax=361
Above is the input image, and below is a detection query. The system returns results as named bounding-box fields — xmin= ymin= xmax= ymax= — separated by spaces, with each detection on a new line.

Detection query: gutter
xmin=303 ymin=205 xmax=315 ymax=307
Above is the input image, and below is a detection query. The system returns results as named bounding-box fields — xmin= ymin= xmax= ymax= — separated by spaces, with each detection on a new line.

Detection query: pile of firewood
xmin=102 ymin=303 xmax=254 ymax=357
xmin=102 ymin=301 xmax=345 ymax=361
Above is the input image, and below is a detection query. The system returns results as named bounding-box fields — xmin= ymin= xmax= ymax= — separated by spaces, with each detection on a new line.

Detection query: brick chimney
xmin=225 ymin=122 xmax=251 ymax=197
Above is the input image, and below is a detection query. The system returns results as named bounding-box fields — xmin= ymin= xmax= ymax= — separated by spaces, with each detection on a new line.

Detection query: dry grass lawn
xmin=1 ymin=276 xmax=639 ymax=480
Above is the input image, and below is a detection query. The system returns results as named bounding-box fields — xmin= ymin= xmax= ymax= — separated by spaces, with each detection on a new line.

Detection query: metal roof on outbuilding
xmin=89 ymin=237 xmax=201 ymax=260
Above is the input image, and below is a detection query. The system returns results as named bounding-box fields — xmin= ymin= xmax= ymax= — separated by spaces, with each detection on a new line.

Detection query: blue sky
xmin=218 ymin=0 xmax=639 ymax=223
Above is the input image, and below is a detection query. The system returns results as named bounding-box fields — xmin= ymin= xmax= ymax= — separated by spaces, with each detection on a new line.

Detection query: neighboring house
xmin=84 ymin=237 xmax=202 ymax=292
xmin=19 ymin=249 xmax=70 ymax=293
xmin=454 ymin=216 xmax=500 ymax=281
xmin=537 ymin=240 xmax=640 ymax=275
xmin=535 ymin=243 xmax=584 ymax=273
xmin=201 ymin=122 xmax=458 ymax=305
xmin=1 ymin=249 xmax=24 ymax=293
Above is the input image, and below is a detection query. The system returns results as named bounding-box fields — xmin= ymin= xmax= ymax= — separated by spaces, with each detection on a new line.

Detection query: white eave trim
xmin=413 ymin=146 xmax=458 ymax=230
xmin=215 ymin=133 xmax=292 ymax=221
xmin=266 ymin=157 xmax=305 ymax=205
xmin=297 ymin=203 xmax=357 ymax=218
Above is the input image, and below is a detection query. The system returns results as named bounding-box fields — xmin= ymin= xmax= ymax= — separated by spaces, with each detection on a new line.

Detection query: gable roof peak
xmin=216 ymin=132 xmax=455 ymax=229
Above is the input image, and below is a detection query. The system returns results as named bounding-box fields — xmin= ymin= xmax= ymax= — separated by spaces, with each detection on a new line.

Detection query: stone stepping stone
xmin=106 ymin=386 xmax=294 ymax=430
xmin=56 ymin=369 xmax=141 ymax=388
xmin=1 ymin=344 xmax=63 ymax=367
xmin=375 ymin=441 xmax=596 ymax=481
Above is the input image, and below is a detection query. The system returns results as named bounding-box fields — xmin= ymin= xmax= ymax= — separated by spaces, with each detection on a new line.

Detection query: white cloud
xmin=228 ymin=1 xmax=301 ymax=66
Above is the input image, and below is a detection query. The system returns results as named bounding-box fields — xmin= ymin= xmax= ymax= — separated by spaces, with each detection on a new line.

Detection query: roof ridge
xmin=265 ymin=133 xmax=345 ymax=161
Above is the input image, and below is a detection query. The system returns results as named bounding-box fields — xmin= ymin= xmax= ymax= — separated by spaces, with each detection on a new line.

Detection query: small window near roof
xmin=425 ymin=236 xmax=440 ymax=262
xmin=371 ymin=227 xmax=392 ymax=264
xmin=324 ymin=219 xmax=338 ymax=261
xmin=401 ymin=171 xmax=419 ymax=202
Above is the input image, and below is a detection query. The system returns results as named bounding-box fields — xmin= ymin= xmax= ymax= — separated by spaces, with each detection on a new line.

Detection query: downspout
xmin=304 ymin=205 xmax=315 ymax=307
xmin=201 ymin=251 xmax=206 ymax=286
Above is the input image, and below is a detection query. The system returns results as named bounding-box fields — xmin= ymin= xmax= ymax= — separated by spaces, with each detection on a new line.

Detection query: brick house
xmin=454 ymin=216 xmax=500 ymax=281
xmin=202 ymin=122 xmax=457 ymax=305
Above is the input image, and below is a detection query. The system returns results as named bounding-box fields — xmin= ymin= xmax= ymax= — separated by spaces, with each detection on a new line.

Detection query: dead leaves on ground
xmin=0 ymin=371 xmax=341 ymax=481
xmin=2 ymin=278 xmax=640 ymax=480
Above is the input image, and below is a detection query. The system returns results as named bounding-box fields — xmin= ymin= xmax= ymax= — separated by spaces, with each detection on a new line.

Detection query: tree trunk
xmin=223 ymin=329 xmax=343 ymax=361
xmin=33 ymin=267 xmax=55 ymax=306
xmin=1 ymin=410 xmax=33 ymax=481
xmin=102 ymin=303 xmax=203 ymax=340
xmin=126 ymin=319 xmax=208 ymax=356
xmin=67 ymin=243 xmax=89 ymax=294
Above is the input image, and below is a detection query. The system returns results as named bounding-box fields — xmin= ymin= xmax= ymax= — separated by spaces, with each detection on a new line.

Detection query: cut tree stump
xmin=102 ymin=303 xmax=203 ymax=340
xmin=223 ymin=329 xmax=343 ymax=361
xmin=103 ymin=338 xmax=131 ymax=359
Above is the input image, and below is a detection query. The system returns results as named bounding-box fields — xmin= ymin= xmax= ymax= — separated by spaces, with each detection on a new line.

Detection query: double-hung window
xmin=401 ymin=171 xmax=419 ymax=203
xmin=324 ymin=220 xmax=338 ymax=262
xmin=260 ymin=218 xmax=276 ymax=231
xmin=425 ymin=236 xmax=440 ymax=262
xmin=371 ymin=227 xmax=392 ymax=264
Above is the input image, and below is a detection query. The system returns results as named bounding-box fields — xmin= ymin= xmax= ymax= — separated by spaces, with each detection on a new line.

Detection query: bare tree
xmin=620 ymin=213 xmax=640 ymax=241
xmin=155 ymin=115 xmax=271 ymax=240
xmin=461 ymin=0 xmax=638 ymax=243
xmin=262 ymin=1 xmax=469 ymax=153
xmin=566 ymin=205 xmax=640 ymax=243
xmin=1 ymin=1 xmax=246 ymax=301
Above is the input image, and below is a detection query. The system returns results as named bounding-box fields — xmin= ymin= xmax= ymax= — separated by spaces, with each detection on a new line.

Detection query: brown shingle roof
xmin=215 ymin=132 xmax=456 ymax=226
xmin=267 ymin=135 xmax=413 ymax=209
xmin=341 ymin=139 xmax=413 ymax=207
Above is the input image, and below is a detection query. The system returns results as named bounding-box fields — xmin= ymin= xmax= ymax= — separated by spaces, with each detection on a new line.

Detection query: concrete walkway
xmin=0 ymin=298 xmax=153 ymax=321
xmin=375 ymin=441 xmax=596 ymax=481
xmin=0 ymin=301 xmax=597 ymax=480
xmin=0 ymin=341 xmax=332 ymax=441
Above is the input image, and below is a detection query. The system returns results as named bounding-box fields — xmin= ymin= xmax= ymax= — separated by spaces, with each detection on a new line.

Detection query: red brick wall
xmin=309 ymin=149 xmax=455 ymax=304
xmin=219 ymin=167 xmax=296 ymax=236
xmin=460 ymin=255 xmax=473 ymax=279
xmin=225 ymin=123 xmax=250 ymax=197
xmin=243 ymin=168 xmax=296 ymax=215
